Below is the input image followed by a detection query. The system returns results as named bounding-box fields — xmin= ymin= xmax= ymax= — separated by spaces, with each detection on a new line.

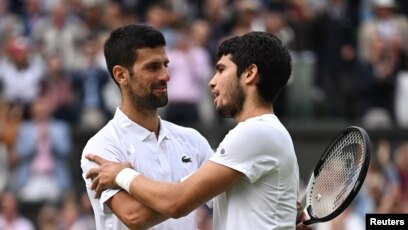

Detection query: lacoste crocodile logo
xmin=182 ymin=156 xmax=192 ymax=163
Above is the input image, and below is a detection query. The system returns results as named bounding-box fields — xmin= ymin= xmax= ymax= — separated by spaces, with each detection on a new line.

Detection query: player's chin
xmin=151 ymin=94 xmax=168 ymax=107
xmin=216 ymin=106 xmax=234 ymax=118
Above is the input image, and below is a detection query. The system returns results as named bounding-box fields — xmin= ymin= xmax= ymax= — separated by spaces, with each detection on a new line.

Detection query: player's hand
xmin=85 ymin=154 xmax=132 ymax=198
xmin=296 ymin=212 xmax=312 ymax=230
xmin=296 ymin=201 xmax=312 ymax=230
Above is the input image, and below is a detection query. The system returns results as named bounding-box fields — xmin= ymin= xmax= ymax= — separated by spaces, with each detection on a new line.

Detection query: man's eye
xmin=147 ymin=64 xmax=160 ymax=71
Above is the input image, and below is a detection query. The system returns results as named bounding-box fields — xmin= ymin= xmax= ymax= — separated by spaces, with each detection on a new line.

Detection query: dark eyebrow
xmin=215 ymin=63 xmax=225 ymax=70
xmin=145 ymin=58 xmax=169 ymax=67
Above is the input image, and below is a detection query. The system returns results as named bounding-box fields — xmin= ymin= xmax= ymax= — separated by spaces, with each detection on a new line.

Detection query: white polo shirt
xmin=81 ymin=108 xmax=213 ymax=230
xmin=210 ymin=114 xmax=299 ymax=230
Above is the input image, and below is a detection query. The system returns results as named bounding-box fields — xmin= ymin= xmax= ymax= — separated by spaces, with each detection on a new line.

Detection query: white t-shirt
xmin=0 ymin=56 xmax=44 ymax=104
xmin=81 ymin=108 xmax=213 ymax=230
xmin=210 ymin=114 xmax=299 ymax=230
xmin=0 ymin=215 xmax=35 ymax=230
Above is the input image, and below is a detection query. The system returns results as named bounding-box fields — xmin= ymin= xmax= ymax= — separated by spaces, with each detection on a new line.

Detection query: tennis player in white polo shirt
xmin=80 ymin=24 xmax=213 ymax=230
xmin=86 ymin=32 xmax=303 ymax=229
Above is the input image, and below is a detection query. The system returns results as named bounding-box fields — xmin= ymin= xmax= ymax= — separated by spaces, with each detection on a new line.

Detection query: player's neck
xmin=120 ymin=105 xmax=160 ymax=134
xmin=235 ymin=99 xmax=274 ymax=123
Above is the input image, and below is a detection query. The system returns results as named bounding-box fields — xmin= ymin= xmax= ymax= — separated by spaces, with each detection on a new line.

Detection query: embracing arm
xmin=106 ymin=190 xmax=169 ymax=229
xmin=127 ymin=161 xmax=241 ymax=218
xmin=86 ymin=154 xmax=243 ymax=219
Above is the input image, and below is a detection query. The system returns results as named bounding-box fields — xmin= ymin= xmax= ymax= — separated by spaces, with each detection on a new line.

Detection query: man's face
xmin=209 ymin=54 xmax=245 ymax=118
xmin=125 ymin=47 xmax=170 ymax=111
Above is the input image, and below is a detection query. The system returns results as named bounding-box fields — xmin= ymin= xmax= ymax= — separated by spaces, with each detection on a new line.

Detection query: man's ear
xmin=244 ymin=64 xmax=258 ymax=84
xmin=112 ymin=65 xmax=128 ymax=85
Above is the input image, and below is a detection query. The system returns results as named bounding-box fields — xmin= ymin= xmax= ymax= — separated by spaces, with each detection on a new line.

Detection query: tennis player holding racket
xmin=87 ymin=31 xmax=307 ymax=229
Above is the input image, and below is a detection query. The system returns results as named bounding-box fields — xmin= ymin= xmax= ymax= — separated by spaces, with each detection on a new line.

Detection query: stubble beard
xmin=216 ymin=80 xmax=245 ymax=118
xmin=129 ymin=89 xmax=168 ymax=113
xmin=128 ymin=70 xmax=168 ymax=113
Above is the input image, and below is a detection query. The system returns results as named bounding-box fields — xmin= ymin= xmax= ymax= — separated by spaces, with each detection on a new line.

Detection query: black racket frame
xmin=304 ymin=126 xmax=371 ymax=225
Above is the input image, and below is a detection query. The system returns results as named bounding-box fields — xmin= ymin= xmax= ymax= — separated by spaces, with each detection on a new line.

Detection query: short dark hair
xmin=104 ymin=24 xmax=166 ymax=84
xmin=216 ymin=31 xmax=292 ymax=104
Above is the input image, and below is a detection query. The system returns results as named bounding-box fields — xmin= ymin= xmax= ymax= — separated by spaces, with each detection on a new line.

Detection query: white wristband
xmin=115 ymin=168 xmax=140 ymax=193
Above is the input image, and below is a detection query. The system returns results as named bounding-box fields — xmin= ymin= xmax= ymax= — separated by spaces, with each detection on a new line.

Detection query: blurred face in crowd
xmin=209 ymin=54 xmax=245 ymax=118
xmin=0 ymin=0 xmax=6 ymax=15
xmin=374 ymin=6 xmax=394 ymax=19
xmin=51 ymin=1 xmax=67 ymax=27
xmin=123 ymin=47 xmax=170 ymax=112
xmin=6 ymin=37 xmax=30 ymax=69
xmin=30 ymin=96 xmax=54 ymax=122
xmin=0 ymin=192 xmax=18 ymax=219
xmin=46 ymin=53 xmax=63 ymax=76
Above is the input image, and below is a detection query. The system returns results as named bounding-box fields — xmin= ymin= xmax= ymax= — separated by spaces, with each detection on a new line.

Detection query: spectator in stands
xmin=0 ymin=99 xmax=10 ymax=193
xmin=229 ymin=0 xmax=264 ymax=36
xmin=0 ymin=191 xmax=35 ymax=230
xmin=70 ymin=191 xmax=96 ymax=230
xmin=0 ymin=35 xmax=45 ymax=116
xmin=36 ymin=203 xmax=59 ymax=230
xmin=41 ymin=52 xmax=80 ymax=124
xmin=395 ymin=57 xmax=408 ymax=127
xmin=164 ymin=22 xmax=212 ymax=127
xmin=100 ymin=1 xmax=135 ymax=32
xmin=31 ymin=0 xmax=88 ymax=69
xmin=0 ymin=0 xmax=23 ymax=46
xmin=395 ymin=142 xmax=408 ymax=207
xmin=11 ymin=95 xmax=72 ymax=204
xmin=0 ymin=99 xmax=23 ymax=177
xmin=71 ymin=34 xmax=111 ymax=130
xmin=313 ymin=0 xmax=359 ymax=119
xmin=194 ymin=0 xmax=233 ymax=64
xmin=144 ymin=2 xmax=178 ymax=49
xmin=359 ymin=139 xmax=401 ymax=215
xmin=56 ymin=193 xmax=80 ymax=230
xmin=79 ymin=0 xmax=106 ymax=34
xmin=0 ymin=143 xmax=8 ymax=194
xmin=20 ymin=0 xmax=44 ymax=37
xmin=356 ymin=0 xmax=408 ymax=125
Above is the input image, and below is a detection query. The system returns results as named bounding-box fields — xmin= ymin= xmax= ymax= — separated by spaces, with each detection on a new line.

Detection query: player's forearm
xmin=107 ymin=190 xmax=170 ymax=229
xmin=127 ymin=175 xmax=201 ymax=219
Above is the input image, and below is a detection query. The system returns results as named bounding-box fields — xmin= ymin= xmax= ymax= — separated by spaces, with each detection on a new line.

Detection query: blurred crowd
xmin=1 ymin=0 xmax=408 ymax=229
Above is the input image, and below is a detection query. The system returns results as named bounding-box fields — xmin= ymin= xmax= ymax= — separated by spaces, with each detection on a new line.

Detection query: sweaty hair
xmin=104 ymin=24 xmax=166 ymax=84
xmin=216 ymin=31 xmax=292 ymax=104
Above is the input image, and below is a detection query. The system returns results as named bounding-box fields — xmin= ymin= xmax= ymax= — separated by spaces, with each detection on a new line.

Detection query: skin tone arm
xmin=86 ymin=154 xmax=243 ymax=218
xmin=106 ymin=191 xmax=169 ymax=229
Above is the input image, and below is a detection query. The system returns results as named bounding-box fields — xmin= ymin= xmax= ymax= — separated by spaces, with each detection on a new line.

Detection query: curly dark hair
xmin=216 ymin=31 xmax=292 ymax=104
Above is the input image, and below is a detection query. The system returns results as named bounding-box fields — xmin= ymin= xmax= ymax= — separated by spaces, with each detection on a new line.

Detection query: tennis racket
xmin=299 ymin=126 xmax=371 ymax=225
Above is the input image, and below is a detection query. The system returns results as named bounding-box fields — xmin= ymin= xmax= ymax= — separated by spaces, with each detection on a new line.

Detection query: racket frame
xmin=300 ymin=126 xmax=371 ymax=225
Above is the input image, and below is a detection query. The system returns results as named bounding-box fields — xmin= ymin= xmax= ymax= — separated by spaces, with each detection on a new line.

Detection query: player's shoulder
xmin=83 ymin=120 xmax=122 ymax=150
xmin=231 ymin=114 xmax=289 ymax=140
xmin=81 ymin=121 xmax=126 ymax=163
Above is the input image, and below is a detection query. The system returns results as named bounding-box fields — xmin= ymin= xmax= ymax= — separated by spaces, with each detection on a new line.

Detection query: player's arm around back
xmin=125 ymin=160 xmax=243 ymax=219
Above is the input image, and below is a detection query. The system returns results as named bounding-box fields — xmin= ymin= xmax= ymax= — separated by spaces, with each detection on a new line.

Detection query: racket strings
xmin=309 ymin=131 xmax=366 ymax=218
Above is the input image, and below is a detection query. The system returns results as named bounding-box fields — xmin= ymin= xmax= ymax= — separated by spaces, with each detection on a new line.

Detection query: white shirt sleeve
xmin=81 ymin=136 xmax=122 ymax=214
xmin=210 ymin=121 xmax=280 ymax=183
